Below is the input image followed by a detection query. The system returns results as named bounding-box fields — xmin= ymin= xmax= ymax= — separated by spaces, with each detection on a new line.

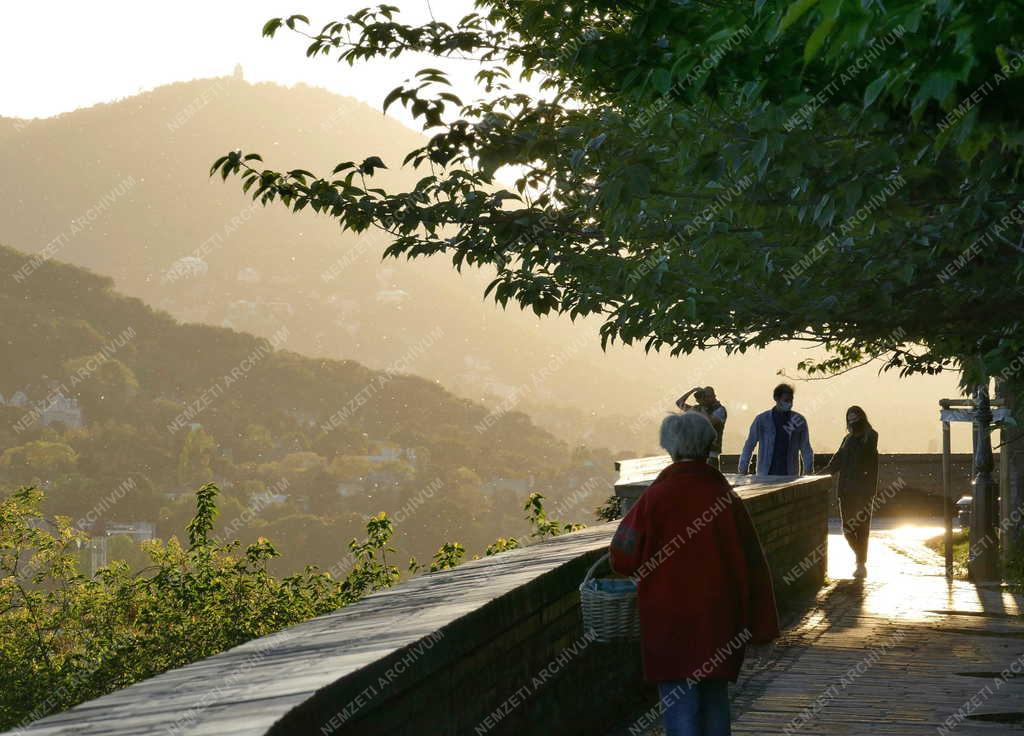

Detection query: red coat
xmin=609 ymin=460 xmax=780 ymax=683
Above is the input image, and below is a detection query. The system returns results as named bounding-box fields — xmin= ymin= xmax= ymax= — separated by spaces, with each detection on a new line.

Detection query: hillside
xmin=0 ymin=243 xmax=615 ymax=570
xmin=0 ymin=77 xmax=960 ymax=452
xmin=0 ymin=77 xmax=678 ymax=445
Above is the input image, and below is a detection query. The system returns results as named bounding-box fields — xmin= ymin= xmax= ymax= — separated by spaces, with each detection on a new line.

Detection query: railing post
xmin=969 ymin=383 xmax=999 ymax=582
xmin=942 ymin=416 xmax=952 ymax=577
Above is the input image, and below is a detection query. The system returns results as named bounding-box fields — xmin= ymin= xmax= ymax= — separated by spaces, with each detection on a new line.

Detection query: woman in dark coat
xmin=610 ymin=412 xmax=780 ymax=736
xmin=822 ymin=405 xmax=879 ymax=579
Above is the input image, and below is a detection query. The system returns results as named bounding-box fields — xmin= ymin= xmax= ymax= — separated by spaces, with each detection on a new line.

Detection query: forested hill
xmin=0 ymin=76 xmax=691 ymax=450
xmin=0 ymin=243 xmax=614 ymax=570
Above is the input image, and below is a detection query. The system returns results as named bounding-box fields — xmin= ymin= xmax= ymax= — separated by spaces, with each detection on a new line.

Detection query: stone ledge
xmin=9 ymin=475 xmax=830 ymax=736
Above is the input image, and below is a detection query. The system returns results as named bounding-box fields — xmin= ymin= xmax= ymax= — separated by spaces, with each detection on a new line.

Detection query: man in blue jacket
xmin=738 ymin=383 xmax=813 ymax=476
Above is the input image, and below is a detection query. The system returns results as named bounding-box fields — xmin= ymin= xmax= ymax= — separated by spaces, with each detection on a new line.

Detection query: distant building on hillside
xmin=84 ymin=521 xmax=158 ymax=573
xmin=39 ymin=393 xmax=83 ymax=428
xmin=0 ymin=389 xmax=83 ymax=429
xmin=104 ymin=522 xmax=156 ymax=543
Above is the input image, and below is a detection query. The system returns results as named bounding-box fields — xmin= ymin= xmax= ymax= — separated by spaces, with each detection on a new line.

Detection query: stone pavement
xmin=630 ymin=523 xmax=1024 ymax=734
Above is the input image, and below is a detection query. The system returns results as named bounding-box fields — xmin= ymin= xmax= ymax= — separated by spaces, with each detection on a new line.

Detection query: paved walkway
xmin=637 ymin=523 xmax=1024 ymax=734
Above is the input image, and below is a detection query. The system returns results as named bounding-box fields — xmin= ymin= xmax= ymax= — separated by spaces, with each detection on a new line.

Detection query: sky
xmin=0 ymin=1 xmax=480 ymax=127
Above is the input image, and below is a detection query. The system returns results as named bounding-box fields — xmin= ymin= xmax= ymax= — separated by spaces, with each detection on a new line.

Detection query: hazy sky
xmin=1 ymin=1 xmax=479 ymax=127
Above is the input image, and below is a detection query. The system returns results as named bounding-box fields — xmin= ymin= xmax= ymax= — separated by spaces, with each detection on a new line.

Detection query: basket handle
xmin=583 ymin=551 xmax=611 ymax=584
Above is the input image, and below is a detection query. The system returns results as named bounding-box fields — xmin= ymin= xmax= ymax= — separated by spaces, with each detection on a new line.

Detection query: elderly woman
xmin=610 ymin=412 xmax=780 ymax=736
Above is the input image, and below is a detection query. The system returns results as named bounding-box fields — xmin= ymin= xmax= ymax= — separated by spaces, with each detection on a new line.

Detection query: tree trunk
xmin=999 ymin=380 xmax=1024 ymax=571
xmin=969 ymin=382 xmax=999 ymax=582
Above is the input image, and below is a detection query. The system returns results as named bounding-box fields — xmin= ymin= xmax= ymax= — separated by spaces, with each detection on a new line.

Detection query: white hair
xmin=660 ymin=412 xmax=716 ymax=461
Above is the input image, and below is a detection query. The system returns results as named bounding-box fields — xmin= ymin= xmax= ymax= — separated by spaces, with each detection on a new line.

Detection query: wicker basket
xmin=579 ymin=552 xmax=640 ymax=642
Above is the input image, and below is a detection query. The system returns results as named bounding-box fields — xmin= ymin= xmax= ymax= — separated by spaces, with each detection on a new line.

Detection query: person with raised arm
xmin=676 ymin=386 xmax=727 ymax=470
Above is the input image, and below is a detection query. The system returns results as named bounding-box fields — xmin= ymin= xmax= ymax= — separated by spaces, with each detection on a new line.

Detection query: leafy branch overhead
xmin=215 ymin=1 xmax=1024 ymax=389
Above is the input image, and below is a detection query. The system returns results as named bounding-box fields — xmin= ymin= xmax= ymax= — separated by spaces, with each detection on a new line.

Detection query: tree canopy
xmin=214 ymin=1 xmax=1024 ymax=391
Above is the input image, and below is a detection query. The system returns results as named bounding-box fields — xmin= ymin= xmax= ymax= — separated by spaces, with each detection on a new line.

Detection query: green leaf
xmin=261 ymin=18 xmax=283 ymax=37
xmin=844 ymin=180 xmax=863 ymax=211
xmin=803 ymin=16 xmax=837 ymax=63
xmin=902 ymin=6 xmax=923 ymax=33
xmin=800 ymin=0 xmax=842 ymax=62
xmin=996 ymin=45 xmax=1011 ymax=71
xmin=383 ymin=87 xmax=404 ymax=113
xmin=778 ymin=0 xmax=819 ymax=34
xmin=752 ymin=136 xmax=769 ymax=167
xmin=912 ymin=72 xmax=956 ymax=112
xmin=651 ymin=68 xmax=673 ymax=94
xmin=863 ymin=71 xmax=890 ymax=108
xmin=706 ymin=28 xmax=736 ymax=45
xmin=359 ymin=156 xmax=387 ymax=176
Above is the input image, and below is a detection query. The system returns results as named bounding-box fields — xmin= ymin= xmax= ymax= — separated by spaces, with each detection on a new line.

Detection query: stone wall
xmin=272 ymin=477 xmax=832 ymax=735
xmin=741 ymin=478 xmax=831 ymax=596
xmin=10 ymin=477 xmax=830 ymax=736
xmin=272 ymin=530 xmax=647 ymax=736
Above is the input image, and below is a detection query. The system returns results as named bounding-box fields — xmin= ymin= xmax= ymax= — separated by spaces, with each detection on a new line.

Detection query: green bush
xmin=0 ymin=484 xmax=399 ymax=730
xmin=0 ymin=485 xmax=585 ymax=729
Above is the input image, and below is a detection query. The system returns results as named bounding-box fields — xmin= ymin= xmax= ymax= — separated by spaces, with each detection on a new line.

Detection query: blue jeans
xmin=658 ymin=679 xmax=731 ymax=736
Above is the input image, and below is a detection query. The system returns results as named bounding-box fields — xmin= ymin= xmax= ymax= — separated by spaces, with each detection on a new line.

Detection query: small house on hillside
xmin=40 ymin=393 xmax=83 ymax=428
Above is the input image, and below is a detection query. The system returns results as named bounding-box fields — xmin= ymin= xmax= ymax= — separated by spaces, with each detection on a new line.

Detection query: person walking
xmin=822 ymin=405 xmax=879 ymax=579
xmin=737 ymin=383 xmax=813 ymax=476
xmin=676 ymin=386 xmax=728 ymax=469
xmin=610 ymin=412 xmax=780 ymax=735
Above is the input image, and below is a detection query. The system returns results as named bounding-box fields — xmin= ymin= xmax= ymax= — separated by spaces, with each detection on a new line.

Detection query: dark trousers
xmin=838 ymin=492 xmax=874 ymax=564
xmin=658 ymin=679 xmax=731 ymax=736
